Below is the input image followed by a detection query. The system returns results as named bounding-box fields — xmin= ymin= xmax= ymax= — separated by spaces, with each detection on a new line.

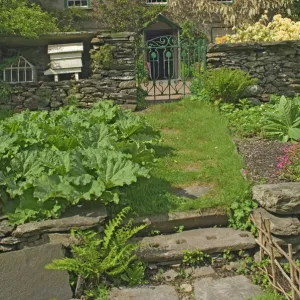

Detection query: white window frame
xmin=146 ymin=0 xmax=168 ymax=5
xmin=66 ymin=0 xmax=90 ymax=8
xmin=3 ymin=56 xmax=37 ymax=83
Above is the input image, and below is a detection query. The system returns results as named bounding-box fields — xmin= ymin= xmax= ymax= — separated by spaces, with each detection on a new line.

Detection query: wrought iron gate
xmin=136 ymin=35 xmax=207 ymax=102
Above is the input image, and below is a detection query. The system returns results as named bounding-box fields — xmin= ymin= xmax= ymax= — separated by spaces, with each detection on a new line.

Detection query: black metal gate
xmin=136 ymin=35 xmax=207 ymax=102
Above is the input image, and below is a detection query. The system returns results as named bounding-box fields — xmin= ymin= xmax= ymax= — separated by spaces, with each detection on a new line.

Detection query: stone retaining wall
xmin=1 ymin=32 xmax=137 ymax=111
xmin=207 ymin=40 xmax=300 ymax=101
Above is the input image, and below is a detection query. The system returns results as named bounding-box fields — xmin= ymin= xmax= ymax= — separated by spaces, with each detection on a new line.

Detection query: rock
xmin=13 ymin=202 xmax=107 ymax=237
xmin=252 ymin=208 xmax=300 ymax=236
xmin=119 ymin=81 xmax=136 ymax=89
xmin=42 ymin=233 xmax=79 ymax=247
xmin=193 ymin=276 xmax=263 ymax=300
xmin=186 ymin=266 xmax=216 ymax=278
xmin=109 ymin=285 xmax=179 ymax=300
xmin=80 ymin=87 xmax=98 ymax=94
xmin=243 ymin=85 xmax=263 ymax=97
xmin=180 ymin=283 xmax=193 ymax=293
xmin=0 ymin=237 xmax=21 ymax=245
xmin=0 ymin=220 xmax=14 ymax=237
xmin=253 ymin=183 xmax=300 ymax=214
xmin=223 ymin=261 xmax=240 ymax=271
xmin=162 ymin=269 xmax=178 ymax=281
xmin=0 ymin=245 xmax=15 ymax=252
xmin=135 ymin=228 xmax=256 ymax=263
xmin=0 ymin=244 xmax=72 ymax=300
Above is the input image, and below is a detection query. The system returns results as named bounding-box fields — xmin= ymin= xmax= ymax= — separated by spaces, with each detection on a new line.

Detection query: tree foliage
xmin=94 ymin=0 xmax=166 ymax=32
xmin=168 ymin=0 xmax=293 ymax=25
xmin=0 ymin=0 xmax=58 ymax=38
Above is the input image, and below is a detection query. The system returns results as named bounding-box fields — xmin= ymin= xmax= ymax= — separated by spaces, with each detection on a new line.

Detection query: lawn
xmin=122 ymin=99 xmax=250 ymax=216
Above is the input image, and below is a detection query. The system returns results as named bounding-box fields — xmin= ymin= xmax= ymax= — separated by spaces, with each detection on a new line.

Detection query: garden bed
xmin=236 ymin=138 xmax=287 ymax=184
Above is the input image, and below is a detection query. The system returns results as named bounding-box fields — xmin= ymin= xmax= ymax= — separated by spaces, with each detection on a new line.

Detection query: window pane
xmin=4 ymin=70 xmax=11 ymax=82
xmin=19 ymin=69 xmax=25 ymax=82
xmin=26 ymin=69 xmax=33 ymax=82
xmin=11 ymin=70 xmax=18 ymax=82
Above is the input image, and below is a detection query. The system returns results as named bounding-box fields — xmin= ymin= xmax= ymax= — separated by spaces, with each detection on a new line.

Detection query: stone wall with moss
xmin=207 ymin=40 xmax=300 ymax=101
xmin=1 ymin=32 xmax=137 ymax=111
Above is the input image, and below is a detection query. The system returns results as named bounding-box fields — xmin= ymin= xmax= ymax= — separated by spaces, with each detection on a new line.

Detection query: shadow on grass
xmin=153 ymin=144 xmax=175 ymax=158
xmin=116 ymin=176 xmax=179 ymax=217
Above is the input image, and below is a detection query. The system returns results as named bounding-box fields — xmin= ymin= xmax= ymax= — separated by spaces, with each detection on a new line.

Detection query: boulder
xmin=0 ymin=244 xmax=72 ymax=300
xmin=253 ymin=183 xmax=300 ymax=215
xmin=252 ymin=208 xmax=300 ymax=236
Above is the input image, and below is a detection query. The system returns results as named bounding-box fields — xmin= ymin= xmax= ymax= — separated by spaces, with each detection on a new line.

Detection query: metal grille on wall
xmin=136 ymin=35 xmax=207 ymax=102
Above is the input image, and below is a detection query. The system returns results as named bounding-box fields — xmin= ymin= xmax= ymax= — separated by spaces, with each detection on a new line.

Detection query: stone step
xmin=109 ymin=276 xmax=263 ymax=300
xmin=133 ymin=208 xmax=228 ymax=236
xmin=135 ymin=228 xmax=256 ymax=263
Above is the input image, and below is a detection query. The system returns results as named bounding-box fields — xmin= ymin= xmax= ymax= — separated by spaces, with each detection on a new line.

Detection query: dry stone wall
xmin=207 ymin=40 xmax=300 ymax=101
xmin=2 ymin=32 xmax=137 ymax=111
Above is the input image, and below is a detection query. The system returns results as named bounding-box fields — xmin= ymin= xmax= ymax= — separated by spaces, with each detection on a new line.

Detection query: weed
xmin=174 ymin=225 xmax=185 ymax=233
xmin=182 ymin=249 xmax=212 ymax=267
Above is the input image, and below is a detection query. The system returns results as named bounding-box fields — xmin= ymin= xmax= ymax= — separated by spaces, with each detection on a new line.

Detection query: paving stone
xmin=174 ymin=185 xmax=212 ymax=199
xmin=136 ymin=228 xmax=256 ymax=263
xmin=193 ymin=275 xmax=263 ymax=300
xmin=0 ymin=244 xmax=72 ymax=300
xmin=109 ymin=285 xmax=179 ymax=300
xmin=186 ymin=266 xmax=216 ymax=278
xmin=253 ymin=208 xmax=300 ymax=236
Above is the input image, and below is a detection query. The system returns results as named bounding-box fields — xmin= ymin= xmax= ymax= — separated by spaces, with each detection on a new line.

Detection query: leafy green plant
xmin=120 ymin=261 xmax=146 ymax=286
xmin=249 ymin=290 xmax=285 ymax=300
xmin=149 ymin=229 xmax=161 ymax=236
xmin=219 ymin=100 xmax=274 ymax=138
xmin=90 ymin=44 xmax=116 ymax=71
xmin=223 ymin=249 xmax=234 ymax=262
xmin=229 ymin=197 xmax=258 ymax=232
xmin=0 ymin=101 xmax=160 ymax=225
xmin=182 ymin=249 xmax=212 ymax=266
xmin=192 ymin=68 xmax=257 ymax=104
xmin=263 ymin=95 xmax=300 ymax=142
xmin=174 ymin=225 xmax=184 ymax=233
xmin=84 ymin=285 xmax=109 ymax=300
xmin=46 ymin=207 xmax=147 ymax=296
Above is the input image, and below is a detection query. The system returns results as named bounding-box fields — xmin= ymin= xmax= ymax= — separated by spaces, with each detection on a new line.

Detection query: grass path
xmin=122 ymin=99 xmax=249 ymax=216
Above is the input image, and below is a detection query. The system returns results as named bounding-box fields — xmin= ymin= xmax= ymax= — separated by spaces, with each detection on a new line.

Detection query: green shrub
xmin=0 ymin=101 xmax=160 ymax=225
xmin=219 ymin=100 xmax=274 ymax=138
xmin=192 ymin=68 xmax=257 ymax=104
xmin=263 ymin=95 xmax=300 ymax=142
xmin=249 ymin=290 xmax=285 ymax=300
xmin=46 ymin=207 xmax=147 ymax=298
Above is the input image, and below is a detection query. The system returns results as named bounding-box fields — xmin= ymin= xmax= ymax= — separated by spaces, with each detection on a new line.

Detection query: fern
xmin=45 ymin=207 xmax=147 ymax=296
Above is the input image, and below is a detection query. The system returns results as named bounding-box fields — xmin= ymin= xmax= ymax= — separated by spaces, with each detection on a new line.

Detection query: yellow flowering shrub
xmin=217 ymin=14 xmax=300 ymax=44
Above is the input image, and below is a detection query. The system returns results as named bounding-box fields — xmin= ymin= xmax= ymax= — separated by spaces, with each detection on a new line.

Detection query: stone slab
xmin=253 ymin=183 xmax=300 ymax=215
xmin=194 ymin=275 xmax=263 ymax=300
xmin=134 ymin=208 xmax=228 ymax=235
xmin=174 ymin=185 xmax=212 ymax=199
xmin=135 ymin=228 xmax=256 ymax=263
xmin=0 ymin=244 xmax=72 ymax=300
xmin=253 ymin=208 xmax=300 ymax=236
xmin=186 ymin=266 xmax=216 ymax=278
xmin=13 ymin=202 xmax=107 ymax=237
xmin=109 ymin=285 xmax=179 ymax=300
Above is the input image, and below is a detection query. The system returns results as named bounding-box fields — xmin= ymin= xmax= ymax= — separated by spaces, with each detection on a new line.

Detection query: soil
xmin=236 ymin=137 xmax=291 ymax=184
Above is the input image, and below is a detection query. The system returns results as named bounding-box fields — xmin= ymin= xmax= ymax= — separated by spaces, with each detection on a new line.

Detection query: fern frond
xmin=102 ymin=207 xmax=131 ymax=250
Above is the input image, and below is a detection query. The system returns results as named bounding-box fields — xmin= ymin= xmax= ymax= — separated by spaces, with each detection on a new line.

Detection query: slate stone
xmin=162 ymin=269 xmax=178 ymax=281
xmin=109 ymin=285 xmax=179 ymax=300
xmin=186 ymin=266 xmax=216 ymax=278
xmin=0 ymin=220 xmax=14 ymax=237
xmin=253 ymin=208 xmax=300 ymax=236
xmin=194 ymin=276 xmax=263 ymax=300
xmin=0 ymin=244 xmax=72 ymax=300
xmin=135 ymin=228 xmax=256 ymax=263
xmin=13 ymin=202 xmax=107 ymax=237
xmin=253 ymin=183 xmax=300 ymax=214
xmin=174 ymin=185 xmax=211 ymax=199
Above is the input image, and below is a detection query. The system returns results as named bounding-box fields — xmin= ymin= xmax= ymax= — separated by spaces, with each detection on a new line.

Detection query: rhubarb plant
xmin=0 ymin=101 xmax=160 ymax=225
